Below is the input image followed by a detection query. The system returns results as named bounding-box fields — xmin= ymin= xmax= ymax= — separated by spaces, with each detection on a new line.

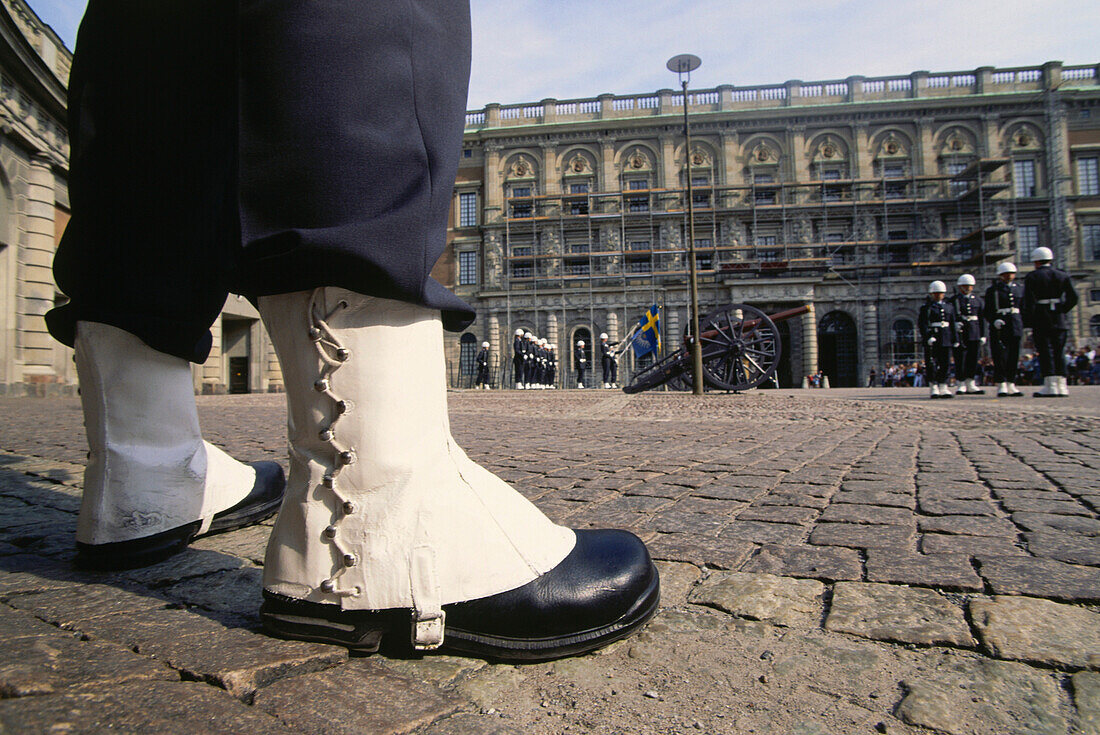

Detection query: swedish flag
xmin=633 ymin=305 xmax=661 ymax=357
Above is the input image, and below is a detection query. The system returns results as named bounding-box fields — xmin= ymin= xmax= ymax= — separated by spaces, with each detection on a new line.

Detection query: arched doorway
xmin=818 ymin=311 xmax=858 ymax=387
xmin=572 ymin=327 xmax=591 ymax=387
xmin=891 ymin=319 xmax=917 ymax=364
xmin=459 ymin=333 xmax=478 ymax=387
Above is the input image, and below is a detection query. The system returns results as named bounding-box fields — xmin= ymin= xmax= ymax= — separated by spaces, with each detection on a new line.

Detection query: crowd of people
xmin=872 ymin=348 xmax=1100 ymax=389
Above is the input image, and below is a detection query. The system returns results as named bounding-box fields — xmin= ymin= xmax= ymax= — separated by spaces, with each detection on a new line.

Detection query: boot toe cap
xmin=443 ymin=529 xmax=659 ymax=657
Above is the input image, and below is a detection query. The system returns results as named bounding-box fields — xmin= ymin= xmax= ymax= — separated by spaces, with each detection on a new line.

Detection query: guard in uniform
xmin=547 ymin=344 xmax=558 ymax=388
xmin=475 ymin=341 xmax=490 ymax=389
xmin=512 ymin=328 xmax=526 ymax=389
xmin=575 ymin=340 xmax=588 ymax=388
xmin=983 ymin=262 xmax=1025 ymax=397
xmin=1024 ymin=247 xmax=1079 ymax=397
xmin=600 ymin=333 xmax=618 ymax=388
xmin=950 ymin=274 xmax=986 ymax=394
xmin=919 ymin=280 xmax=957 ymax=398
xmin=537 ymin=338 xmax=549 ymax=389
xmin=524 ymin=332 xmax=536 ymax=389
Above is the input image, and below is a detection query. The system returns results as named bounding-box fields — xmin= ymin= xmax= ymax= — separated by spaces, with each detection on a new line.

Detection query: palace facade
xmin=442 ymin=61 xmax=1100 ymax=388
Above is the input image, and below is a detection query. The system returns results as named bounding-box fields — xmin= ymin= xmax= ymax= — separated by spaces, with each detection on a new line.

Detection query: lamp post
xmin=667 ymin=54 xmax=704 ymax=395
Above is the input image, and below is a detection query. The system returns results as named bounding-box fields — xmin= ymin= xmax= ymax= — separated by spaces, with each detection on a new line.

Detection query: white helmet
xmin=996 ymin=262 xmax=1017 ymax=275
xmin=956 ymin=274 xmax=976 ymax=286
xmin=524 ymin=332 xmax=533 ymax=339
xmin=539 ymin=338 xmax=547 ymax=346
xmin=1031 ymin=246 xmax=1053 ymax=262
xmin=550 ymin=344 xmax=557 ymax=350
xmin=600 ymin=333 xmax=608 ymax=340
xmin=481 ymin=341 xmax=489 ymax=348
xmin=577 ymin=340 xmax=585 ymax=347
xmin=928 ymin=280 xmax=947 ymax=294
xmin=515 ymin=328 xmax=524 ymax=336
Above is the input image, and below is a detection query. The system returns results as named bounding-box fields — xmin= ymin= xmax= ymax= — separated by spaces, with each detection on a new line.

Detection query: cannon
xmin=623 ymin=304 xmax=811 ymax=394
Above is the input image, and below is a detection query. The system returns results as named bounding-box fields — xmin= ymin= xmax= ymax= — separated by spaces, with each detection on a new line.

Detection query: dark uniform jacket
xmin=949 ymin=292 xmax=985 ymax=342
xmin=1023 ymin=265 xmax=1078 ymax=332
xmin=476 ymin=347 xmax=489 ymax=370
xmin=919 ymin=299 xmax=958 ymax=345
xmin=983 ymin=280 xmax=1025 ymax=337
xmin=513 ymin=336 xmax=525 ymax=361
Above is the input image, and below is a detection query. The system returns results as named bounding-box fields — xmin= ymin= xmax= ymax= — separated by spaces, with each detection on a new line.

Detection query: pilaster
xmin=19 ymin=154 xmax=56 ymax=379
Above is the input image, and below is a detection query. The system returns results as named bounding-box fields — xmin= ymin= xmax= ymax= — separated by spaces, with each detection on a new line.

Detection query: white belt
xmin=997 ymin=307 xmax=1020 ymax=314
xmin=1036 ymin=298 xmax=1060 ymax=310
xmin=963 ymin=315 xmax=979 ymax=321
xmin=930 ymin=321 xmax=950 ymax=328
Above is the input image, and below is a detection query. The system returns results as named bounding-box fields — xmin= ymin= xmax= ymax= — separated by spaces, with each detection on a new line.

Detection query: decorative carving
xmin=507 ymin=155 xmax=535 ymax=178
xmin=721 ymin=218 xmax=747 ymax=249
xmin=484 ymin=231 xmax=503 ymax=288
xmin=542 ymin=229 xmax=561 ymax=257
xmin=600 ymin=224 xmax=621 ymax=252
xmin=856 ymin=214 xmax=877 ymax=241
xmin=569 ymin=154 xmax=591 ymax=174
xmin=939 ymin=127 xmax=975 ymax=156
xmin=791 ymin=215 xmax=813 ymax=244
xmin=660 ymin=220 xmax=682 ymax=249
xmin=626 ymin=148 xmax=652 ymax=171
xmin=919 ymin=211 xmax=943 ymax=238
xmin=751 ymin=142 xmax=776 ymax=163
xmin=690 ymin=146 xmax=712 ymax=167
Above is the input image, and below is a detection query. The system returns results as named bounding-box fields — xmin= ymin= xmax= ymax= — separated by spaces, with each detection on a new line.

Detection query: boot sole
xmin=260 ymin=568 xmax=661 ymax=663
xmin=74 ymin=461 xmax=285 ymax=571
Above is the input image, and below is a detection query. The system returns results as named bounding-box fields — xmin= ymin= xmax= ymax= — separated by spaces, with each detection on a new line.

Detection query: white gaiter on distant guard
xmin=257 ymin=289 xmax=576 ymax=634
xmin=74 ymin=321 xmax=256 ymax=544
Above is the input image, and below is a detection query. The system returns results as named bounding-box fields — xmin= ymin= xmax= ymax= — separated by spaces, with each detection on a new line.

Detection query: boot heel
xmin=260 ymin=591 xmax=401 ymax=653
xmin=260 ymin=610 xmax=385 ymax=652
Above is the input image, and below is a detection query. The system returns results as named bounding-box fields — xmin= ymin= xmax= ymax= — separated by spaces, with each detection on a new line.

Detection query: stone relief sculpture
xmin=484 ymin=230 xmax=503 ymax=288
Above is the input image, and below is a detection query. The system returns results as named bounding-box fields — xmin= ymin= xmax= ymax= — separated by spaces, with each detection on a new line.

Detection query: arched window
xmin=572 ymin=328 xmax=592 ymax=386
xmin=892 ymin=319 xmax=917 ymax=362
xmin=817 ymin=311 xmax=858 ymax=387
xmin=459 ymin=333 xmax=478 ymax=375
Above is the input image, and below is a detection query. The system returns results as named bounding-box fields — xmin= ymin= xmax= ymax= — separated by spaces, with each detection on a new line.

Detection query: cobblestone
xmin=0 ymin=387 xmax=1097 ymax=732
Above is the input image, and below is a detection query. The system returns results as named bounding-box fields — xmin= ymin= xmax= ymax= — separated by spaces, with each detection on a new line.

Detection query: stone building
xmin=443 ymin=61 xmax=1100 ymax=388
xmin=0 ymin=0 xmax=71 ymax=395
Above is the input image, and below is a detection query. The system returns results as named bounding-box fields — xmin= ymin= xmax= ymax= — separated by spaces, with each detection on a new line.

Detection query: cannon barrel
xmin=692 ymin=304 xmax=811 ymax=345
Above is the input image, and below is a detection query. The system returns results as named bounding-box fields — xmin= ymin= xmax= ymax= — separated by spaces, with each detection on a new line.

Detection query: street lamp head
xmin=666 ymin=54 xmax=701 ymax=85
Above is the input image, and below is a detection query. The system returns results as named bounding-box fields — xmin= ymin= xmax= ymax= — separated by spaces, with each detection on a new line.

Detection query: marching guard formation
xmin=506 ymin=328 xmax=558 ymax=390
xmin=920 ymin=247 xmax=1078 ymax=399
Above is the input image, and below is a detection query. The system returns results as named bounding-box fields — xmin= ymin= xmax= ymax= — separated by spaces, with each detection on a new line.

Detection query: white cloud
xmin=469 ymin=0 xmax=1100 ymax=108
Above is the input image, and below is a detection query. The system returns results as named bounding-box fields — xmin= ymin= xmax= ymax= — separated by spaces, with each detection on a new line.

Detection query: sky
xmin=28 ymin=0 xmax=1100 ymax=109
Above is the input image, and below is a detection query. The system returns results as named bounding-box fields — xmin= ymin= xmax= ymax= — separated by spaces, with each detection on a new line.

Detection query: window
xmin=564 ymin=259 xmax=590 ymax=276
xmin=510 ymin=186 xmax=532 ymax=218
xmin=511 ymin=245 xmax=532 ymax=257
xmin=888 ymin=230 xmax=909 ymax=241
xmin=570 ymin=183 xmax=590 ymax=194
xmin=1017 ymin=225 xmax=1040 ymax=262
xmin=756 ymin=235 xmax=778 ymax=247
xmin=463 ymin=149 xmax=473 ymax=159
xmin=1092 ymin=315 xmax=1100 ymax=338
xmin=626 ymin=178 xmax=650 ymax=212
xmin=1084 ymin=224 xmax=1100 ymax=261
xmin=1013 ymin=160 xmax=1037 ymax=197
xmin=1078 ymin=157 xmax=1099 ymax=196
xmin=691 ymin=176 xmax=711 ymax=208
xmin=882 ymin=163 xmax=905 ymax=178
xmin=510 ymin=262 xmax=533 ymax=279
xmin=1090 ymin=288 xmax=1100 ymax=303
xmin=458 ymin=250 xmax=477 ymax=285
xmin=946 ymin=160 xmax=969 ymax=196
xmin=821 ymin=170 xmax=844 ymax=202
xmin=629 ymin=240 xmax=650 ymax=251
xmin=458 ymin=192 xmax=477 ymax=227
xmin=459 ymin=334 xmax=477 ymax=375
xmin=626 ymin=256 xmax=651 ymax=273
xmin=892 ymin=319 xmax=916 ymax=362
xmin=694 ymin=252 xmax=713 ymax=270
xmin=569 ymin=200 xmax=589 ymax=215
xmin=753 ymin=173 xmax=776 ymax=204
xmin=567 ymin=242 xmax=590 ymax=254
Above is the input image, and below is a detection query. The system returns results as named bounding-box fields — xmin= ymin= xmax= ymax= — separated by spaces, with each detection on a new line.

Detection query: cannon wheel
xmin=694 ymin=304 xmax=781 ymax=391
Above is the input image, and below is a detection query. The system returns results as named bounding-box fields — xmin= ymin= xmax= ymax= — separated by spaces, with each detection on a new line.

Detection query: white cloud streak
xmin=469 ymin=0 xmax=1099 ymax=108
xmin=20 ymin=0 xmax=1100 ymax=113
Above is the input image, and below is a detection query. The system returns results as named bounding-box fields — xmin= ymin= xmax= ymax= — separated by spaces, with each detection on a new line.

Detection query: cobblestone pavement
xmin=0 ymin=387 xmax=1098 ymax=734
